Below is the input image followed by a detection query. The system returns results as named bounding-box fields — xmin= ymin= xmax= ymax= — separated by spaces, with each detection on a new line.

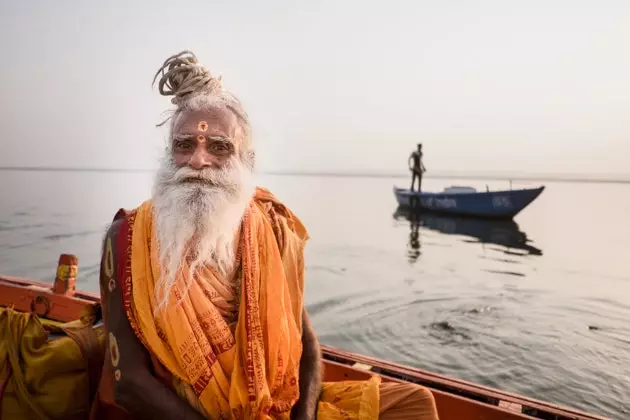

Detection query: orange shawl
xmin=124 ymin=187 xmax=380 ymax=419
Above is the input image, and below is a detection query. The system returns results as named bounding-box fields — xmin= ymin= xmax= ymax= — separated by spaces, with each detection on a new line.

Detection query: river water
xmin=0 ymin=170 xmax=628 ymax=418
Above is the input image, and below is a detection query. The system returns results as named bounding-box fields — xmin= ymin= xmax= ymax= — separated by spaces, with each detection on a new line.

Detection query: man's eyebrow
xmin=207 ymin=135 xmax=233 ymax=143
xmin=173 ymin=134 xmax=234 ymax=144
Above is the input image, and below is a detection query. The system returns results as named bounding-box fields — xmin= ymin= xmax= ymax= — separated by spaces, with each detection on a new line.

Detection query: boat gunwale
xmin=0 ymin=275 xmax=100 ymax=302
xmin=0 ymin=274 xmax=609 ymax=420
xmin=322 ymin=358 xmax=536 ymax=420
xmin=393 ymin=185 xmax=546 ymax=198
xmin=322 ymin=345 xmax=607 ymax=420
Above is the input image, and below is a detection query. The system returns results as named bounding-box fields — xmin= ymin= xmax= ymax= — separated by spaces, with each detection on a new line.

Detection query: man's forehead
xmin=173 ymin=109 xmax=236 ymax=134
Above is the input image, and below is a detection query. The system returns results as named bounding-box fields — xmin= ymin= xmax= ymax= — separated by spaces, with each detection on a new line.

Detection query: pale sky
xmin=1 ymin=0 xmax=629 ymax=177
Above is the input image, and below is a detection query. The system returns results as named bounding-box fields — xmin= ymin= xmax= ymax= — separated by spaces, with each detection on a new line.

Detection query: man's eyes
xmin=210 ymin=142 xmax=234 ymax=154
xmin=174 ymin=140 xmax=192 ymax=150
xmin=173 ymin=139 xmax=234 ymax=155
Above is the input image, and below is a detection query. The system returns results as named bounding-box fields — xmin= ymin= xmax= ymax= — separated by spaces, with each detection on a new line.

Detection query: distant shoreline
xmin=0 ymin=166 xmax=628 ymax=185
xmin=0 ymin=166 xmax=152 ymax=173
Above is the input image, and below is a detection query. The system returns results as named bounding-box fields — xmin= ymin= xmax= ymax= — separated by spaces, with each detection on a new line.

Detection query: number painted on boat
xmin=492 ymin=196 xmax=512 ymax=208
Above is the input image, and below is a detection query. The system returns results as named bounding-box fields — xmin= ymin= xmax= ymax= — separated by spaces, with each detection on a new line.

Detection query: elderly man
xmin=90 ymin=51 xmax=439 ymax=420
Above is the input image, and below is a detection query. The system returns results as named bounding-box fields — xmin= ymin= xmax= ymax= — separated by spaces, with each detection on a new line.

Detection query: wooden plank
xmin=351 ymin=362 xmax=373 ymax=371
xmin=321 ymin=345 xmax=607 ymax=420
xmin=500 ymin=401 xmax=524 ymax=413
xmin=0 ymin=276 xmax=99 ymax=301
xmin=323 ymin=359 xmax=533 ymax=420
xmin=0 ymin=277 xmax=97 ymax=323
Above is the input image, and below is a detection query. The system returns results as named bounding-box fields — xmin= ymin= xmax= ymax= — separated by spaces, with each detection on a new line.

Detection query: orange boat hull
xmin=0 ymin=272 xmax=607 ymax=420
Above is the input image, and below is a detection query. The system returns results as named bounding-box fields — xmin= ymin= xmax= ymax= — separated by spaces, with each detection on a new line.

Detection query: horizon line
xmin=0 ymin=165 xmax=629 ymax=185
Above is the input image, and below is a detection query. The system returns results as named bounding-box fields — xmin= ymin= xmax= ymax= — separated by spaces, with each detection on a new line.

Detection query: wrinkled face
xmin=171 ymin=108 xmax=244 ymax=171
xmin=151 ymin=107 xmax=254 ymax=311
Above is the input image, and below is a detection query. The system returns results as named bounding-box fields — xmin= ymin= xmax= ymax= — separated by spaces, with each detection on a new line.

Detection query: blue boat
xmin=393 ymin=185 xmax=545 ymax=219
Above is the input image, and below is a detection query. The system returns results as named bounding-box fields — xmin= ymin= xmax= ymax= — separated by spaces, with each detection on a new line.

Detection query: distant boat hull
xmin=394 ymin=186 xmax=545 ymax=219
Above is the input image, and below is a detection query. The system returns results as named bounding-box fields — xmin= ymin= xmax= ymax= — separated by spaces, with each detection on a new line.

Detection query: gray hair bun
xmin=152 ymin=50 xmax=223 ymax=105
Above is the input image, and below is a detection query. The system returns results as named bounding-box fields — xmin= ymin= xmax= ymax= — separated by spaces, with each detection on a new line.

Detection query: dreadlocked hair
xmin=152 ymin=50 xmax=253 ymax=162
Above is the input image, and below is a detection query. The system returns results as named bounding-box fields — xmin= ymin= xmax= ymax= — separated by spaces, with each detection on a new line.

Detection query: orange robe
xmin=91 ymin=187 xmax=439 ymax=420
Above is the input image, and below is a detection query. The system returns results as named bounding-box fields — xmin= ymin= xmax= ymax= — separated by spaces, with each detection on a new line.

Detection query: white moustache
xmin=170 ymin=165 xmax=239 ymax=190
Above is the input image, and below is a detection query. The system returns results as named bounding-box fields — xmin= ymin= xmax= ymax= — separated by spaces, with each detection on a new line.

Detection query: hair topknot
xmin=152 ymin=50 xmax=223 ymax=105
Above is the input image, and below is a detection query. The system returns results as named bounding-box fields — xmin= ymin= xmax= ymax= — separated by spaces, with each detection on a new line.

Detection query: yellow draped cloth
xmin=126 ymin=187 xmax=380 ymax=420
xmin=0 ymin=307 xmax=106 ymax=420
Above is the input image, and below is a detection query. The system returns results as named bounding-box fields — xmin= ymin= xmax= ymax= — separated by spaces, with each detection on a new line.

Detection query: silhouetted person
xmin=408 ymin=143 xmax=426 ymax=192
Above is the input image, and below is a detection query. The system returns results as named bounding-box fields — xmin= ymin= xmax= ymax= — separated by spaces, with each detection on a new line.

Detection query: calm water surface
xmin=0 ymin=170 xmax=628 ymax=419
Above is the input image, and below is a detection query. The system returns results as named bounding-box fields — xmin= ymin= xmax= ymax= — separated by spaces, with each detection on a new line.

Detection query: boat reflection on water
xmin=393 ymin=206 xmax=543 ymax=263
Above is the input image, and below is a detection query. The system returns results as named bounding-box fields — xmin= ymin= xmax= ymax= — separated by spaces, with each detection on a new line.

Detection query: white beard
xmin=151 ymin=155 xmax=254 ymax=311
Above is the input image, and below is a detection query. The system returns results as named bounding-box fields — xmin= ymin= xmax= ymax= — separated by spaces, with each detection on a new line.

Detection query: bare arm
xmin=291 ymin=308 xmax=322 ymax=420
xmin=100 ymin=220 xmax=207 ymax=420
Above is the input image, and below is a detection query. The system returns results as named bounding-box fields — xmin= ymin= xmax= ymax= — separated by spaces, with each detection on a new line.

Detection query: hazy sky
xmin=1 ymin=0 xmax=628 ymax=177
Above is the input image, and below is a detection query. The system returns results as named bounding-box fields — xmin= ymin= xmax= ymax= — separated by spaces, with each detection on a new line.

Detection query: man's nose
xmin=188 ymin=147 xmax=217 ymax=170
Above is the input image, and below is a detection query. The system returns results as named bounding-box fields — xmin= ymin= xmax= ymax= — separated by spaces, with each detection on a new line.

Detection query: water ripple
xmin=43 ymin=230 xmax=102 ymax=241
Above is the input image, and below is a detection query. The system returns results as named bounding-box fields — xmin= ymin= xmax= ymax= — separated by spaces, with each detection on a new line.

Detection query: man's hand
xmin=291 ymin=309 xmax=322 ymax=420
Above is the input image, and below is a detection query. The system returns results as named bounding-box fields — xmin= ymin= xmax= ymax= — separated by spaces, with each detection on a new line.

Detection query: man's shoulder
xmin=253 ymin=186 xmax=309 ymax=243
xmin=113 ymin=208 xmax=134 ymax=222
xmin=253 ymin=186 xmax=289 ymax=215
xmin=103 ymin=205 xmax=142 ymax=245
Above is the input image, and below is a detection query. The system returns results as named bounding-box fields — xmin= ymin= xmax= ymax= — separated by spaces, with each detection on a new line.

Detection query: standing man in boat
xmin=91 ymin=50 xmax=439 ymax=420
xmin=408 ymin=143 xmax=426 ymax=192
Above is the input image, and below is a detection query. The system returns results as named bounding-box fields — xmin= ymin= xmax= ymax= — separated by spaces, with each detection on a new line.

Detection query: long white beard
xmin=151 ymin=155 xmax=254 ymax=311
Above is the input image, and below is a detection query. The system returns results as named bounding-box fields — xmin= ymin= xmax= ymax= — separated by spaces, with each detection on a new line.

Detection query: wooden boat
xmin=393 ymin=185 xmax=545 ymax=219
xmin=0 ymin=255 xmax=607 ymax=420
